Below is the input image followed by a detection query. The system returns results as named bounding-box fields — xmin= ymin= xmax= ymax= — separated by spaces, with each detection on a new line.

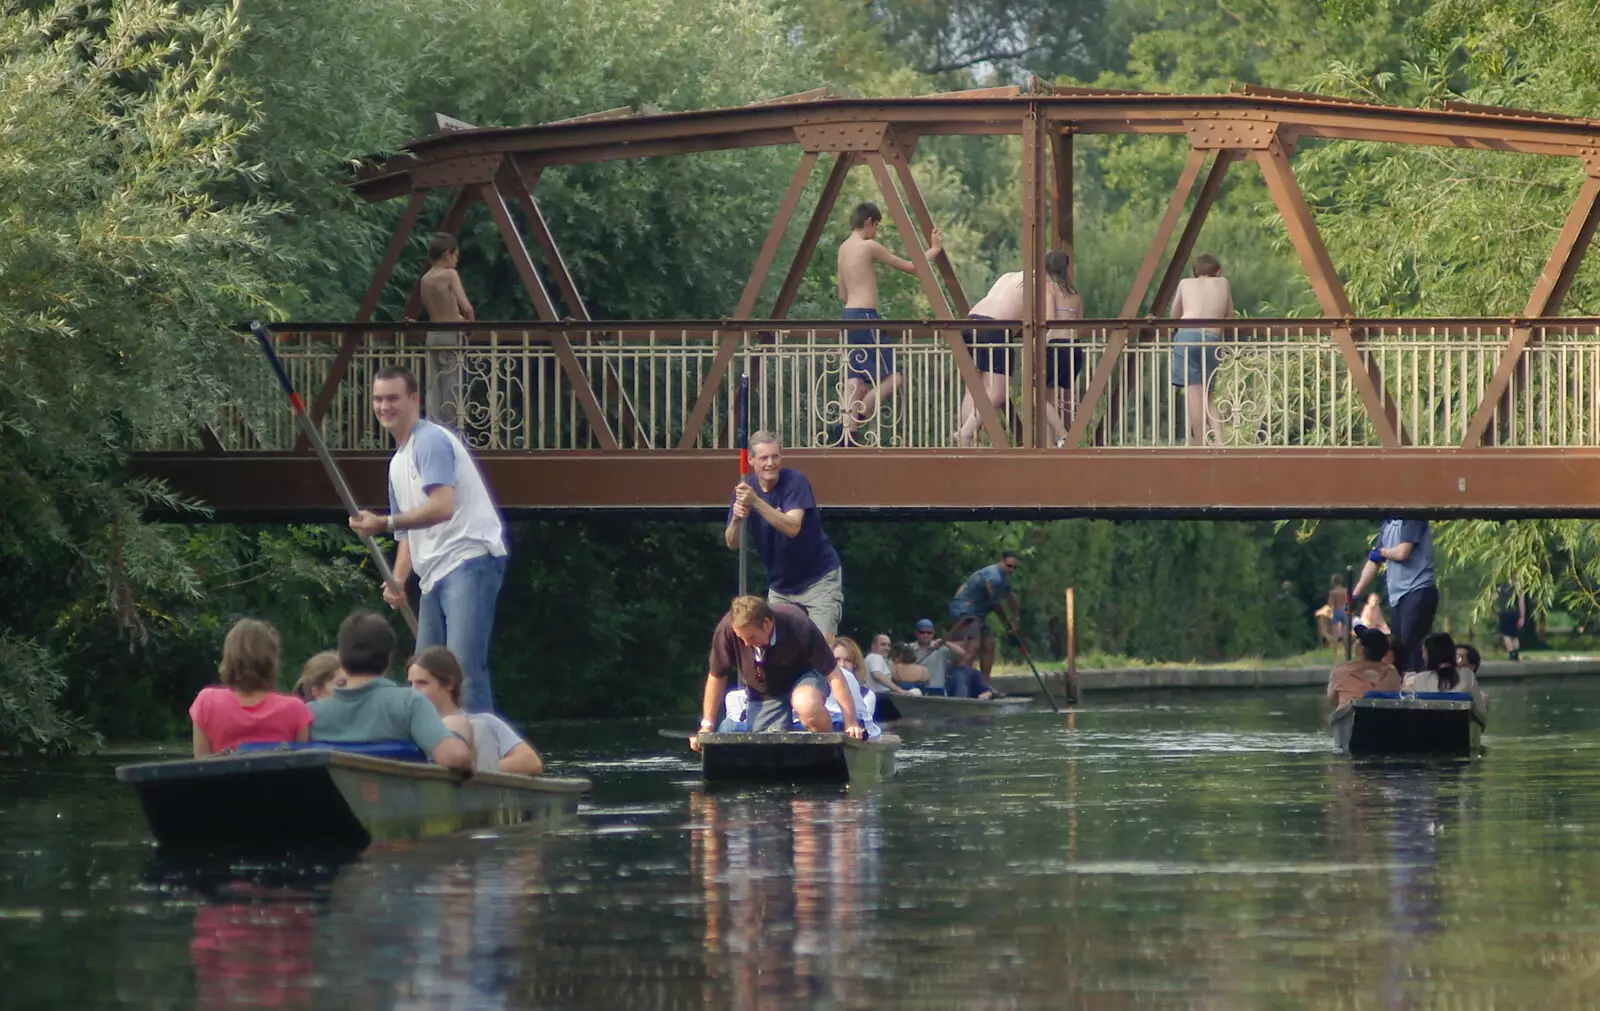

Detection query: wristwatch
xmin=698 ymin=718 xmax=715 ymax=730
xmin=386 ymin=515 xmax=396 ymax=533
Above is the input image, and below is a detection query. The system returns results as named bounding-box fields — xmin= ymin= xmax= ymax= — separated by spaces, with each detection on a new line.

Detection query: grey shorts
xmin=748 ymin=671 xmax=829 ymax=731
xmin=768 ymin=566 xmax=843 ymax=638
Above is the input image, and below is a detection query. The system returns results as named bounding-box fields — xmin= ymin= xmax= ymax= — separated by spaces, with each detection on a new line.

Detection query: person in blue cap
xmin=1352 ymin=518 xmax=1435 ymax=675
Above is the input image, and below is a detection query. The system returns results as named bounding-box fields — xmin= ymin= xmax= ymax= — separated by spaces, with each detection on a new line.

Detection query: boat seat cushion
xmin=1362 ymin=690 xmax=1473 ymax=701
xmin=234 ymin=740 xmax=429 ymax=762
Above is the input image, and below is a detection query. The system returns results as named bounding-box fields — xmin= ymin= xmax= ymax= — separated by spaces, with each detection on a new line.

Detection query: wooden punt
xmin=696 ymin=731 xmax=899 ymax=785
xmin=873 ymin=690 xmax=1033 ymax=721
xmin=116 ymin=749 xmax=590 ymax=851
xmin=1329 ymin=692 xmax=1485 ymax=757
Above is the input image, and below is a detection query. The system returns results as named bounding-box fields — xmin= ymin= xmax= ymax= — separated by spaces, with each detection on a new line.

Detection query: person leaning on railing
xmin=954 ymin=252 xmax=1079 ymax=447
xmin=1168 ymin=253 xmax=1233 ymax=446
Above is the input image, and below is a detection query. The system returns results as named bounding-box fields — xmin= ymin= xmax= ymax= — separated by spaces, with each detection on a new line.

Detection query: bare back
xmin=1171 ymin=276 xmax=1232 ymax=320
xmin=837 ymin=234 xmax=884 ymax=309
xmin=420 ymin=266 xmax=472 ymax=323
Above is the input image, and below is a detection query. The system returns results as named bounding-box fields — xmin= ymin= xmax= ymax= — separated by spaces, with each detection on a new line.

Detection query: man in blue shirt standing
xmin=1352 ymin=518 xmax=1435 ymax=674
xmin=726 ymin=431 xmax=843 ymax=643
xmin=948 ymin=552 xmax=1022 ymax=684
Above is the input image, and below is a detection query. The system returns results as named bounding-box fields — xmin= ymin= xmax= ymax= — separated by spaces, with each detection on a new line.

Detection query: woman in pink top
xmin=954 ymin=252 xmax=1079 ymax=446
xmin=190 ymin=619 xmax=312 ymax=757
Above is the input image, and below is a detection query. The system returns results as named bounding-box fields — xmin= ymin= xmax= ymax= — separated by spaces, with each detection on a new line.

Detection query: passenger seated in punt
xmin=309 ymin=611 xmax=474 ymax=771
xmin=1405 ymin=633 xmax=1485 ymax=714
xmin=1456 ymin=643 xmax=1490 ymax=712
xmin=831 ymin=637 xmax=883 ymax=738
xmin=292 ymin=650 xmax=343 ymax=702
xmin=1326 ymin=627 xmax=1401 ymax=707
xmin=865 ymin=633 xmax=912 ymax=695
xmin=408 ymin=646 xmax=543 ymax=776
xmin=888 ymin=644 xmax=928 ymax=694
xmin=190 ymin=619 xmax=312 ymax=757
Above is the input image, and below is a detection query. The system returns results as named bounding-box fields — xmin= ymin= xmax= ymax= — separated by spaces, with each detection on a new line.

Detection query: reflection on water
xmin=11 ymin=683 xmax=1600 ymax=1008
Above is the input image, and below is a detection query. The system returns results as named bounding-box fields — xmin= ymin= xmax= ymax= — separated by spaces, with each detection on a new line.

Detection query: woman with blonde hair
xmin=293 ymin=650 xmax=343 ymax=701
xmin=830 ymin=636 xmax=881 ymax=738
xmin=190 ymin=618 xmax=311 ymax=757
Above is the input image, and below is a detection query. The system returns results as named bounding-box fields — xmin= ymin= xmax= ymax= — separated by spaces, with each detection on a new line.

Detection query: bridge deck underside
xmin=135 ymin=450 xmax=1600 ymax=519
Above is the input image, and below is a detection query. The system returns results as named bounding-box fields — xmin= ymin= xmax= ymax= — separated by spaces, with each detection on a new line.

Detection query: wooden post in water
xmin=1065 ymin=587 xmax=1080 ymax=703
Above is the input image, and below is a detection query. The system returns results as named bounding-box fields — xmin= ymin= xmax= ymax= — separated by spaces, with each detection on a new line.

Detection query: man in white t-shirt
xmin=350 ymin=365 xmax=507 ymax=713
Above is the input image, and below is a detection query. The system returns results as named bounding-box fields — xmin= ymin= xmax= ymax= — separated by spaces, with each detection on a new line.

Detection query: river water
xmin=4 ymin=679 xmax=1600 ymax=1009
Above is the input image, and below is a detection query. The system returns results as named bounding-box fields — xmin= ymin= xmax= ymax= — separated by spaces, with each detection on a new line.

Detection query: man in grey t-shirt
xmin=309 ymin=611 xmax=473 ymax=771
xmin=1352 ymin=518 xmax=1435 ymax=675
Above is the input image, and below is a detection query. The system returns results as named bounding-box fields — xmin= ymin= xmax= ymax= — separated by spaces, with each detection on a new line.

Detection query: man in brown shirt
xmin=1326 ymin=627 xmax=1401 ymax=707
xmin=690 ymin=596 xmax=862 ymax=751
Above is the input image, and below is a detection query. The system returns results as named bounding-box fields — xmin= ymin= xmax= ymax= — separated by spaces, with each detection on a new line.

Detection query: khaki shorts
xmin=768 ymin=566 xmax=843 ymax=638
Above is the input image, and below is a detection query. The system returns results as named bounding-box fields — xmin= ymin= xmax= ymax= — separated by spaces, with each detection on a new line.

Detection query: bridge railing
xmin=187 ymin=319 xmax=1600 ymax=452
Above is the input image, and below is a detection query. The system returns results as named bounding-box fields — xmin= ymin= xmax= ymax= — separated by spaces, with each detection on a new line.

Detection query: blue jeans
xmin=748 ymin=671 xmax=829 ymax=731
xmin=417 ymin=552 xmax=507 ymax=713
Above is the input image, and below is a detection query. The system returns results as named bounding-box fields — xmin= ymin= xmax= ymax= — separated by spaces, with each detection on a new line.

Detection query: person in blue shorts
xmin=947 ymin=551 xmax=1022 ymax=683
xmin=835 ymin=202 xmax=942 ymax=444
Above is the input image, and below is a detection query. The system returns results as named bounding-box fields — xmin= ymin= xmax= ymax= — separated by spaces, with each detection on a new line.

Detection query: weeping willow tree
xmin=0 ymin=0 xmax=283 ymax=750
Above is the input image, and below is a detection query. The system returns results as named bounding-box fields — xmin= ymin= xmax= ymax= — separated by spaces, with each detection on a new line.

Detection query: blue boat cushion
xmin=1362 ymin=690 xmax=1473 ymax=701
xmin=234 ymin=740 xmax=428 ymax=762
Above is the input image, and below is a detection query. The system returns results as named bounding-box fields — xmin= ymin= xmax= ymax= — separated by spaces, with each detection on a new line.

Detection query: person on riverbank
xmin=836 ymin=202 xmax=942 ymax=444
xmin=292 ymin=650 xmax=343 ymax=702
xmin=419 ymin=232 xmax=475 ymax=428
xmin=954 ymin=253 xmax=1078 ymax=447
xmin=948 ymin=553 xmax=1021 ymax=682
xmin=409 ymin=645 xmax=543 ymax=775
xmin=1497 ymin=580 xmax=1527 ymax=660
xmin=726 ymin=431 xmax=843 ymax=642
xmin=690 ymin=596 xmax=862 ymax=751
xmin=190 ymin=619 xmax=312 ymax=757
xmin=1359 ymin=593 xmax=1389 ymax=634
xmin=1326 ymin=573 xmax=1350 ymax=651
xmin=310 ymin=611 xmax=474 ymax=771
xmin=1325 ymin=627 xmax=1401 ymax=707
xmin=348 ymin=364 xmax=507 ymax=713
xmin=1168 ymin=253 xmax=1233 ymax=446
xmin=1352 ymin=518 xmax=1436 ymax=675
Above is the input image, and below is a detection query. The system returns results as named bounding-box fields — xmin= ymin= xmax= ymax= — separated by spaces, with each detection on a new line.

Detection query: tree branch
xmin=920 ymin=43 xmax=1045 ymax=75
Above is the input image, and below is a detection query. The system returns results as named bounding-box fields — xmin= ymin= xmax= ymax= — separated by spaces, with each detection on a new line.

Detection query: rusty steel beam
xmin=770 ymin=152 xmax=853 ymax=319
xmin=864 ymin=152 xmax=1009 ymax=449
xmin=134 ymin=449 xmax=1600 ymax=517
xmin=883 ymin=139 xmax=969 ymax=315
xmin=499 ymin=160 xmax=650 ymax=448
xmin=351 ymin=94 xmax=1600 ymax=198
xmin=1050 ymin=129 xmax=1073 ymax=255
xmin=480 ymin=178 xmax=618 ymax=450
xmin=1250 ymin=140 xmax=1407 ymax=449
xmin=1462 ymin=174 xmax=1600 ymax=448
xmin=302 ymin=189 xmax=430 ymax=440
xmin=735 ymin=151 xmax=818 ymax=318
xmin=1151 ymin=150 xmax=1236 ymax=317
xmin=676 ymin=152 xmax=843 ymax=450
xmin=1021 ymin=104 xmax=1049 ymax=447
xmin=1065 ymin=148 xmax=1209 ymax=449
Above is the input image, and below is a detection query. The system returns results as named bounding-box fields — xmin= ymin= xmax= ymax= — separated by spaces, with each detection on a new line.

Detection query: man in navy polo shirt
xmin=725 ymin=431 xmax=844 ymax=643
xmin=1352 ymin=517 xmax=1435 ymax=674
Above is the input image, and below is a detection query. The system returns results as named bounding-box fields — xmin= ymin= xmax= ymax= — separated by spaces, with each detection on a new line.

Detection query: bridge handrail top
xmin=244 ymin=315 xmax=1600 ymax=335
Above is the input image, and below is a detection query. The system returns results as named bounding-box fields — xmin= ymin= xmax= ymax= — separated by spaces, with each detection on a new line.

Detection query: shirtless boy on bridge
xmin=836 ymin=203 xmax=942 ymax=443
xmin=420 ymin=233 xmax=475 ymax=429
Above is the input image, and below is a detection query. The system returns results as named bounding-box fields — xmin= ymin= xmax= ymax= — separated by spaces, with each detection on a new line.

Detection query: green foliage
xmin=9 ymin=0 xmax=1600 ymax=749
